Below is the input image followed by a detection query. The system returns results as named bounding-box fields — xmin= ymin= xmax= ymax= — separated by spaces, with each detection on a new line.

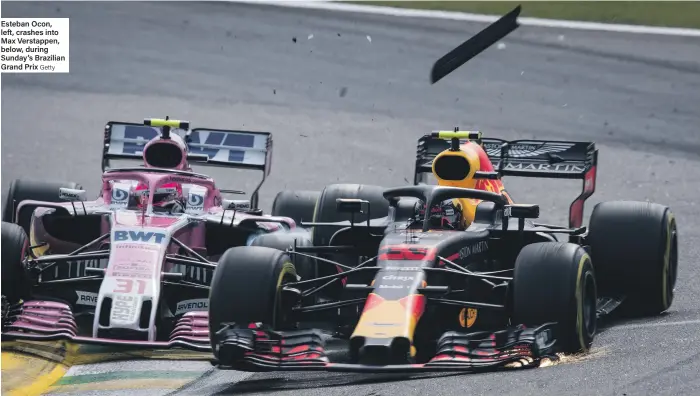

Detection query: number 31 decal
xmin=113 ymin=279 xmax=147 ymax=294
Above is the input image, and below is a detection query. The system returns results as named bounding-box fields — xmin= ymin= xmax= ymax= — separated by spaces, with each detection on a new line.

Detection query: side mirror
xmin=504 ymin=204 xmax=539 ymax=219
xmin=59 ymin=188 xmax=87 ymax=201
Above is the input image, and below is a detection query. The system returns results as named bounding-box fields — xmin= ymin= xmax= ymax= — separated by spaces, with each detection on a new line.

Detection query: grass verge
xmin=351 ymin=2 xmax=700 ymax=29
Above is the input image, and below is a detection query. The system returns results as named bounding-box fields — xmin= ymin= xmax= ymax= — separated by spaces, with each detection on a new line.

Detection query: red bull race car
xmin=207 ymin=7 xmax=677 ymax=372
xmin=1 ymin=117 xmax=306 ymax=351
xmin=209 ymin=130 xmax=678 ymax=373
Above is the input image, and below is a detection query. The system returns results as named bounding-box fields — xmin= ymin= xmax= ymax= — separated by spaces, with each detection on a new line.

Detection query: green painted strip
xmin=55 ymin=370 xmax=200 ymax=386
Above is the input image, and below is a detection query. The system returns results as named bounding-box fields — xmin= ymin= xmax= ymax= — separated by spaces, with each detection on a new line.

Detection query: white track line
xmin=231 ymin=0 xmax=700 ymax=37
xmin=611 ymin=319 xmax=700 ymax=331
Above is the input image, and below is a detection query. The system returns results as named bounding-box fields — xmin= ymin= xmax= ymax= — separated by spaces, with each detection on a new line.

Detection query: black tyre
xmin=587 ymin=201 xmax=678 ymax=316
xmin=2 ymin=179 xmax=83 ymax=236
xmin=512 ymin=242 xmax=597 ymax=353
xmin=208 ymin=246 xmax=298 ymax=354
xmin=250 ymin=232 xmax=316 ymax=280
xmin=1 ymin=222 xmax=31 ymax=304
xmin=311 ymin=184 xmax=389 ymax=246
xmin=271 ymin=190 xmax=320 ymax=228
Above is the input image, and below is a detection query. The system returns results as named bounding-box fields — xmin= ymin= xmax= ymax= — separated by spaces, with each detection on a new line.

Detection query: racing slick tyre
xmin=271 ymin=190 xmax=320 ymax=228
xmin=208 ymin=246 xmax=298 ymax=356
xmin=311 ymin=184 xmax=389 ymax=246
xmin=250 ymin=232 xmax=316 ymax=280
xmin=512 ymin=242 xmax=597 ymax=354
xmin=2 ymin=179 xmax=83 ymax=236
xmin=587 ymin=201 xmax=678 ymax=317
xmin=1 ymin=222 xmax=31 ymax=304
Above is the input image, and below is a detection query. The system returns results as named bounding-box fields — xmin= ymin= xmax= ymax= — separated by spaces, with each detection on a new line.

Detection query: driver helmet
xmin=133 ymin=182 xmax=185 ymax=212
xmin=413 ymin=199 xmax=466 ymax=230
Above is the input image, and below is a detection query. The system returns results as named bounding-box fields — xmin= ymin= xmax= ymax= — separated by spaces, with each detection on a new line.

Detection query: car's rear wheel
xmin=512 ymin=242 xmax=597 ymax=354
xmin=2 ymin=179 xmax=83 ymax=236
xmin=311 ymin=184 xmax=389 ymax=246
xmin=250 ymin=232 xmax=316 ymax=281
xmin=208 ymin=246 xmax=298 ymax=357
xmin=587 ymin=201 xmax=678 ymax=316
xmin=271 ymin=190 xmax=320 ymax=228
xmin=1 ymin=221 xmax=31 ymax=304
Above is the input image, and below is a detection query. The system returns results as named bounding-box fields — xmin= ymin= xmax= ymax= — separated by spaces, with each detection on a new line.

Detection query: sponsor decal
xmin=458 ymin=241 xmax=489 ymax=259
xmin=59 ymin=188 xmax=86 ymax=201
xmin=483 ymin=142 xmax=575 ymax=158
xmin=185 ymin=187 xmax=207 ymax=214
xmin=174 ymin=298 xmax=209 ymax=315
xmin=110 ymin=183 xmax=131 ymax=209
xmin=228 ymin=200 xmax=251 ymax=210
xmin=490 ymin=161 xmax=586 ymax=174
xmin=113 ymin=278 xmax=148 ymax=294
xmin=504 ymin=206 xmax=512 ymax=217
xmin=110 ymin=294 xmax=138 ymax=322
xmin=384 ymin=266 xmax=422 ymax=271
xmin=382 ymin=275 xmax=414 ymax=282
xmin=398 ymin=232 xmax=443 ymax=237
xmin=378 ymin=284 xmax=405 ymax=289
xmin=76 ymin=291 xmax=98 ymax=306
xmin=459 ymin=308 xmax=478 ymax=328
xmin=120 ymin=126 xmax=255 ymax=163
xmin=114 ymin=230 xmax=166 ymax=244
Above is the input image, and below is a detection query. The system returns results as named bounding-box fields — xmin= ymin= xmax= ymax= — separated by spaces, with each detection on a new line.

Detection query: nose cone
xmin=350 ymin=293 xmax=426 ymax=364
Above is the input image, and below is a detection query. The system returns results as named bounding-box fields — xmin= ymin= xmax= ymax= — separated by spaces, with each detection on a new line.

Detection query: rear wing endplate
xmin=414 ymin=135 xmax=598 ymax=229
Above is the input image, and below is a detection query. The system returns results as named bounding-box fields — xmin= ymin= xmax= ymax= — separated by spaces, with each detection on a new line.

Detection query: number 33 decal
xmin=113 ymin=279 xmax=147 ymax=294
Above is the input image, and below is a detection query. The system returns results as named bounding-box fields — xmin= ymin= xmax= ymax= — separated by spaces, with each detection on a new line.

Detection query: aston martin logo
xmin=484 ymin=142 xmax=575 ymax=158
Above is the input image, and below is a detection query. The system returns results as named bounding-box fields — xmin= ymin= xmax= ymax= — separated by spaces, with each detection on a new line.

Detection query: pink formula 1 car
xmin=1 ymin=118 xmax=308 ymax=351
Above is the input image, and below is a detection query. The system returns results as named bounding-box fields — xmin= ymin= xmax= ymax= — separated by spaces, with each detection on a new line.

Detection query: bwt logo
xmin=121 ymin=126 xmax=255 ymax=163
xmin=112 ymin=188 xmax=129 ymax=201
xmin=114 ymin=230 xmax=167 ymax=244
xmin=188 ymin=193 xmax=204 ymax=207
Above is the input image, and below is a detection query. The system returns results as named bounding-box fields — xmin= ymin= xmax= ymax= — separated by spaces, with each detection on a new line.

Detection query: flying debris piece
xmin=367 ymin=35 xmax=372 ymax=43
xmin=497 ymin=42 xmax=507 ymax=50
xmin=430 ymin=5 xmax=521 ymax=84
xmin=308 ymin=34 xmax=314 ymax=40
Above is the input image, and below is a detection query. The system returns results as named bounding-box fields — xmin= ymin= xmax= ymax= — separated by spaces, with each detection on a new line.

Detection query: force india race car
xmin=209 ymin=130 xmax=678 ymax=373
xmin=1 ymin=117 xmax=304 ymax=351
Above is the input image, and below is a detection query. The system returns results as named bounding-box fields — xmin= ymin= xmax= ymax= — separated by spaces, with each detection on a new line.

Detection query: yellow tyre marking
xmin=574 ymin=253 xmax=591 ymax=351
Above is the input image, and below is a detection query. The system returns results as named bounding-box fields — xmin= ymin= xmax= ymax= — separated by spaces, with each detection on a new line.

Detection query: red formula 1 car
xmin=207 ymin=130 xmax=677 ymax=373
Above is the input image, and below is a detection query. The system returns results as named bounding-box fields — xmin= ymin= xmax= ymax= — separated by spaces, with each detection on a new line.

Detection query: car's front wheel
xmin=512 ymin=242 xmax=597 ymax=354
xmin=208 ymin=246 xmax=298 ymax=358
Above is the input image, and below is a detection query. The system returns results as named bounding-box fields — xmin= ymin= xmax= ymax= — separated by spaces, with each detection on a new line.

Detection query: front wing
xmin=213 ymin=324 xmax=557 ymax=373
xmin=2 ymin=300 xmax=211 ymax=352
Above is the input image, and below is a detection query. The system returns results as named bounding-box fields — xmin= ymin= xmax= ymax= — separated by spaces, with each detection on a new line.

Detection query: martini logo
xmin=114 ymin=230 xmax=166 ymax=244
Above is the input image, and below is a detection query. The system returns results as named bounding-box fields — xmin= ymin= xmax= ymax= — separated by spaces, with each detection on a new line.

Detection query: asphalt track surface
xmin=2 ymin=1 xmax=700 ymax=395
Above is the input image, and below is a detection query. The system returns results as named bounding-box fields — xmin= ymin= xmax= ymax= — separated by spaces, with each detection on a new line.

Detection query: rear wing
xmin=413 ymin=134 xmax=598 ymax=229
xmin=102 ymin=121 xmax=273 ymax=207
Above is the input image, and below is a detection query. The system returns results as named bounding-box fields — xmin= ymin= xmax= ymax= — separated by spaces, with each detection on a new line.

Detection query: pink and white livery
xmin=1 ymin=117 xmax=300 ymax=351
